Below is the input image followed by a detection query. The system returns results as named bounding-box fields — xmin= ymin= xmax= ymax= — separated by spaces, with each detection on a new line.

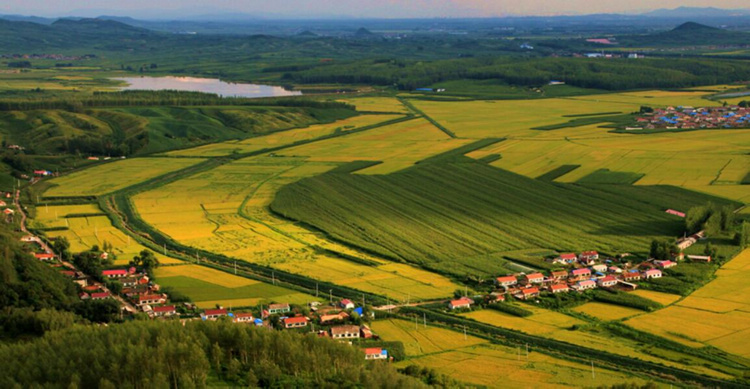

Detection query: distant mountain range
xmin=643 ymin=7 xmax=750 ymax=18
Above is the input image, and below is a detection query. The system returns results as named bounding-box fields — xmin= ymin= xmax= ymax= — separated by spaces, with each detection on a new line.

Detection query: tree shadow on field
xmin=588 ymin=220 xmax=684 ymax=237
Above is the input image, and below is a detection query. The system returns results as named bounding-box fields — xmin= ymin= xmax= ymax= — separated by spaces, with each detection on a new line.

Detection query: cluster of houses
xmin=1 ymin=198 xmax=15 ymax=218
xmin=101 ymin=266 xmax=171 ymax=317
xmin=633 ymin=105 xmax=750 ymax=130
xmin=448 ymin=250 xmax=682 ymax=310
xmin=199 ymin=299 xmax=389 ymax=361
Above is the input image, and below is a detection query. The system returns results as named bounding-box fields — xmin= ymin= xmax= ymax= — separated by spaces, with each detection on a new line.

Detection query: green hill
xmin=621 ymin=21 xmax=750 ymax=46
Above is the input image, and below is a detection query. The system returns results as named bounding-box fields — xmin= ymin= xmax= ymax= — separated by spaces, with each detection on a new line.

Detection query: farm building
xmin=137 ymin=294 xmax=167 ymax=307
xmin=202 ymin=308 xmax=228 ymax=320
xmin=522 ymin=273 xmax=545 ymax=284
xmin=3 ymin=208 xmax=14 ymax=215
xmin=516 ymin=287 xmax=540 ymax=300
xmin=643 ymin=269 xmax=663 ymax=279
xmin=687 ymin=255 xmax=711 ymax=263
xmin=623 ymin=271 xmax=641 ymax=281
xmin=34 ymin=253 xmax=56 ymax=261
xmin=448 ymin=297 xmax=474 ymax=310
xmin=665 ymin=209 xmax=686 ymax=218
xmin=570 ymin=268 xmax=591 ymax=278
xmin=591 ymin=264 xmax=607 ymax=273
xmin=655 ymin=260 xmax=677 ymax=269
xmin=550 ymin=270 xmax=568 ymax=280
xmin=597 ymin=276 xmax=618 ymax=288
xmin=284 ymin=316 xmax=309 ymax=329
xmin=495 ymin=275 xmax=517 ymax=287
xmin=579 ymin=251 xmax=599 ymax=262
xmin=364 ymin=348 xmax=388 ymax=360
xmin=233 ymin=313 xmax=254 ymax=323
xmin=340 ymin=299 xmax=355 ymax=309
xmin=557 ymin=253 xmax=577 ymax=264
xmin=320 ymin=312 xmax=349 ymax=324
xmin=574 ymin=280 xmax=597 ymax=291
xmin=330 ymin=325 xmax=361 ymax=339
xmin=102 ymin=268 xmax=135 ymax=278
xmin=550 ymin=284 xmax=569 ymax=293
xmin=268 ymin=303 xmax=291 ymax=315
xmin=152 ymin=305 xmax=177 ymax=317
xmin=90 ymin=292 xmax=111 ymax=300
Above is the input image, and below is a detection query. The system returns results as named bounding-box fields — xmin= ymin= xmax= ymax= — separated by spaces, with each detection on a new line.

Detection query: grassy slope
xmin=271 ymin=160 xmax=738 ymax=277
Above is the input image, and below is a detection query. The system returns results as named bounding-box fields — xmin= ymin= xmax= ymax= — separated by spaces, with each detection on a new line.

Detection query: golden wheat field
xmin=572 ymin=302 xmax=643 ymax=321
xmin=625 ymin=249 xmax=750 ymax=357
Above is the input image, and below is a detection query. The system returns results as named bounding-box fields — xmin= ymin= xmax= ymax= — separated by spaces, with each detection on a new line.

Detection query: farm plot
xmin=165 ymin=114 xmax=401 ymax=157
xmin=154 ymin=264 xmax=316 ymax=309
xmin=339 ymin=97 xmax=408 ymax=113
xmin=133 ymin=155 xmax=460 ymax=300
xmin=625 ymin=249 xmax=750 ymax=357
xmin=40 ymin=207 xmax=181 ymax=265
xmin=277 ymin=117 xmax=472 ymax=174
xmin=572 ymin=302 xmax=642 ymax=321
xmin=45 ymin=158 xmax=202 ymax=197
xmin=370 ymin=318 xmax=486 ymax=356
xmin=29 ymin=203 xmax=103 ymax=230
xmin=271 ymin=160 xmax=734 ymax=277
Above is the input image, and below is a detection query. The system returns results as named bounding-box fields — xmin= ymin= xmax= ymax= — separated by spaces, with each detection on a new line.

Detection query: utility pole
xmin=591 ymin=360 xmax=595 ymax=380
xmin=423 ymin=313 xmax=427 ymax=328
xmin=234 ymin=261 xmax=237 ymax=275
xmin=329 ymin=289 xmax=333 ymax=304
xmin=463 ymin=325 xmax=467 ymax=340
xmin=316 ymin=282 xmax=319 ymax=297
xmin=526 ymin=344 xmax=529 ymax=360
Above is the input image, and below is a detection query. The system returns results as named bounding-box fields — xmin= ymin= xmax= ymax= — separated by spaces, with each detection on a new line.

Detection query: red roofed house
xmin=550 ymin=284 xmax=569 ymax=293
xmin=558 ymin=253 xmax=577 ymax=263
xmin=284 ymin=316 xmax=309 ymax=329
xmin=0 ymin=200 xmax=5 ymax=207
xmin=340 ymin=299 xmax=355 ymax=309
xmin=137 ymin=294 xmax=167 ymax=307
xmin=364 ymin=348 xmax=388 ymax=360
xmin=448 ymin=297 xmax=474 ymax=310
xmin=361 ymin=325 xmax=374 ymax=339
xmin=152 ymin=305 xmax=177 ymax=317
xmin=517 ymin=287 xmax=540 ymax=300
xmin=522 ymin=273 xmax=545 ymax=284
xmin=570 ymin=268 xmax=591 ymax=279
xmin=643 ymin=269 xmax=662 ymax=279
xmin=495 ymin=275 xmax=517 ymax=287
xmin=3 ymin=208 xmax=14 ymax=215
xmin=655 ymin=260 xmax=677 ymax=269
xmin=597 ymin=276 xmax=618 ymax=288
xmin=91 ymin=292 xmax=111 ymax=300
xmin=202 ymin=308 xmax=227 ymax=320
xmin=34 ymin=253 xmax=56 ymax=261
xmin=233 ymin=313 xmax=255 ymax=323
xmin=102 ymin=269 xmax=129 ymax=278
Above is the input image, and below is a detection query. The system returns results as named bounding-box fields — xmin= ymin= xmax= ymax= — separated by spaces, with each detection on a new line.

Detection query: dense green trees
xmin=650 ymin=239 xmax=678 ymax=260
xmin=130 ymin=249 xmax=159 ymax=273
xmin=0 ymin=320 xmax=428 ymax=388
xmin=685 ymin=203 xmax=737 ymax=235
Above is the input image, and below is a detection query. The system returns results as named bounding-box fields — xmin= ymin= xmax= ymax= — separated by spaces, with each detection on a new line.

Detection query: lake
xmin=111 ymin=76 xmax=302 ymax=98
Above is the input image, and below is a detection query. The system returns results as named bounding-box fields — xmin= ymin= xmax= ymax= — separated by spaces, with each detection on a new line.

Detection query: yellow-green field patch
xmin=631 ymin=289 xmax=682 ymax=306
xmin=572 ymin=302 xmax=642 ymax=321
xmin=45 ymin=158 xmax=202 ymax=197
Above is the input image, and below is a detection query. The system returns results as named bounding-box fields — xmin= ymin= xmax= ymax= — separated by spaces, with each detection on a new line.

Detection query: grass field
xmin=339 ymin=97 xmax=408 ymax=113
xmin=45 ymin=158 xmax=202 ymax=197
xmin=38 ymin=206 xmax=181 ymax=265
xmin=625 ymin=249 xmax=750 ymax=356
xmin=154 ymin=264 xmax=317 ymax=309
xmin=165 ymin=114 xmax=401 ymax=157
xmin=572 ymin=302 xmax=643 ymax=321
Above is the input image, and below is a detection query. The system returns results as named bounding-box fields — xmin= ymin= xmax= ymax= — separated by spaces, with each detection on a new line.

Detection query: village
xmin=632 ymin=105 xmax=750 ymax=130
xmin=447 ymin=241 xmax=710 ymax=311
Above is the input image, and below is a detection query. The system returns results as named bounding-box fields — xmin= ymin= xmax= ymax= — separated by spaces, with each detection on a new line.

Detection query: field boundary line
xmin=398 ymin=97 xmax=458 ymax=138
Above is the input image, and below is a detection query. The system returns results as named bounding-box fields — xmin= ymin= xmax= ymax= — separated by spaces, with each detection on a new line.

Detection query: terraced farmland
xmin=271 ymin=160 xmax=735 ymax=276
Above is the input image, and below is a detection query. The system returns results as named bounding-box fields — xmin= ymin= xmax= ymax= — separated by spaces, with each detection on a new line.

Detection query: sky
xmin=0 ymin=0 xmax=749 ymax=19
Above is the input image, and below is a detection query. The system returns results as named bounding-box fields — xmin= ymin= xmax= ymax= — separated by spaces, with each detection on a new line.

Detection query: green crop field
xmin=271 ymin=159 xmax=738 ymax=276
xmin=154 ymin=264 xmax=317 ymax=309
